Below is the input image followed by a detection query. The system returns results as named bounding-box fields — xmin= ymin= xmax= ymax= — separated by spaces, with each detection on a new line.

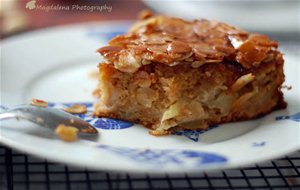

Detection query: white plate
xmin=1 ymin=21 xmax=299 ymax=174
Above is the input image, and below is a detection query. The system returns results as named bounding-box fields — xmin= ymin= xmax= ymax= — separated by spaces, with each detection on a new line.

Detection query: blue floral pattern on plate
xmin=172 ymin=125 xmax=219 ymax=142
xmin=0 ymin=105 xmax=8 ymax=112
xmin=97 ymin=145 xmax=227 ymax=167
xmin=252 ymin=141 xmax=266 ymax=147
xmin=94 ymin=118 xmax=133 ymax=130
xmin=48 ymin=102 xmax=134 ymax=130
xmin=86 ymin=30 xmax=125 ymax=42
xmin=276 ymin=112 xmax=300 ymax=122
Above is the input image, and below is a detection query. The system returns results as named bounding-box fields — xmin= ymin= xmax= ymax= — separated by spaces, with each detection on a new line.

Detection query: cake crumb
xmin=31 ymin=99 xmax=48 ymax=108
xmin=64 ymin=104 xmax=87 ymax=114
xmin=149 ymin=130 xmax=170 ymax=136
xmin=55 ymin=124 xmax=78 ymax=142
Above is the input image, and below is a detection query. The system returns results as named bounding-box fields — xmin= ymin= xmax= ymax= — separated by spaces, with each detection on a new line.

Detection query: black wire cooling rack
xmin=0 ymin=145 xmax=299 ymax=190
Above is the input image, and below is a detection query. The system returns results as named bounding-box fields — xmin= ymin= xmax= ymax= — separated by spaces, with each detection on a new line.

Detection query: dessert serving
xmin=93 ymin=13 xmax=286 ymax=135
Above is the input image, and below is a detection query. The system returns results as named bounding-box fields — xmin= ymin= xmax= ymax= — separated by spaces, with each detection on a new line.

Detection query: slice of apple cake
xmin=93 ymin=14 xmax=286 ymax=135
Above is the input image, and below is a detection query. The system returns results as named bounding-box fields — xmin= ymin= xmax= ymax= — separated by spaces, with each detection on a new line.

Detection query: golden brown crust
xmin=98 ymin=15 xmax=279 ymax=73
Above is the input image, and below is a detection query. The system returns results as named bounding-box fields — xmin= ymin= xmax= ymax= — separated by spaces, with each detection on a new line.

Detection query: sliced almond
xmin=30 ymin=99 xmax=48 ymax=108
xmin=231 ymin=73 xmax=255 ymax=92
xmin=64 ymin=104 xmax=87 ymax=114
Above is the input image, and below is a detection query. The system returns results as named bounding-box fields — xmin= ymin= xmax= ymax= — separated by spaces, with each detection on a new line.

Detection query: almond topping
xmin=30 ymin=99 xmax=48 ymax=108
xmin=167 ymin=41 xmax=192 ymax=54
xmin=64 ymin=104 xmax=87 ymax=114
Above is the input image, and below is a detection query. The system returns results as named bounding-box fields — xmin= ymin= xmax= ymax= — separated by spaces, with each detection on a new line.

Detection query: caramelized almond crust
xmin=94 ymin=14 xmax=286 ymax=135
xmin=98 ymin=15 xmax=279 ymax=72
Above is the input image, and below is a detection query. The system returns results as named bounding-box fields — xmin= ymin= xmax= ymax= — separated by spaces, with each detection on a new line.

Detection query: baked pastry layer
xmin=93 ymin=14 xmax=286 ymax=135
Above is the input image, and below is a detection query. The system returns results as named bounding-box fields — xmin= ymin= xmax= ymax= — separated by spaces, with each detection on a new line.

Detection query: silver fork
xmin=0 ymin=105 xmax=98 ymax=135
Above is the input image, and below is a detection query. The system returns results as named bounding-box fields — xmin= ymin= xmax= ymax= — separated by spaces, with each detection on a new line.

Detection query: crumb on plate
xmin=55 ymin=124 xmax=79 ymax=142
xmin=30 ymin=98 xmax=48 ymax=107
xmin=64 ymin=104 xmax=87 ymax=114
